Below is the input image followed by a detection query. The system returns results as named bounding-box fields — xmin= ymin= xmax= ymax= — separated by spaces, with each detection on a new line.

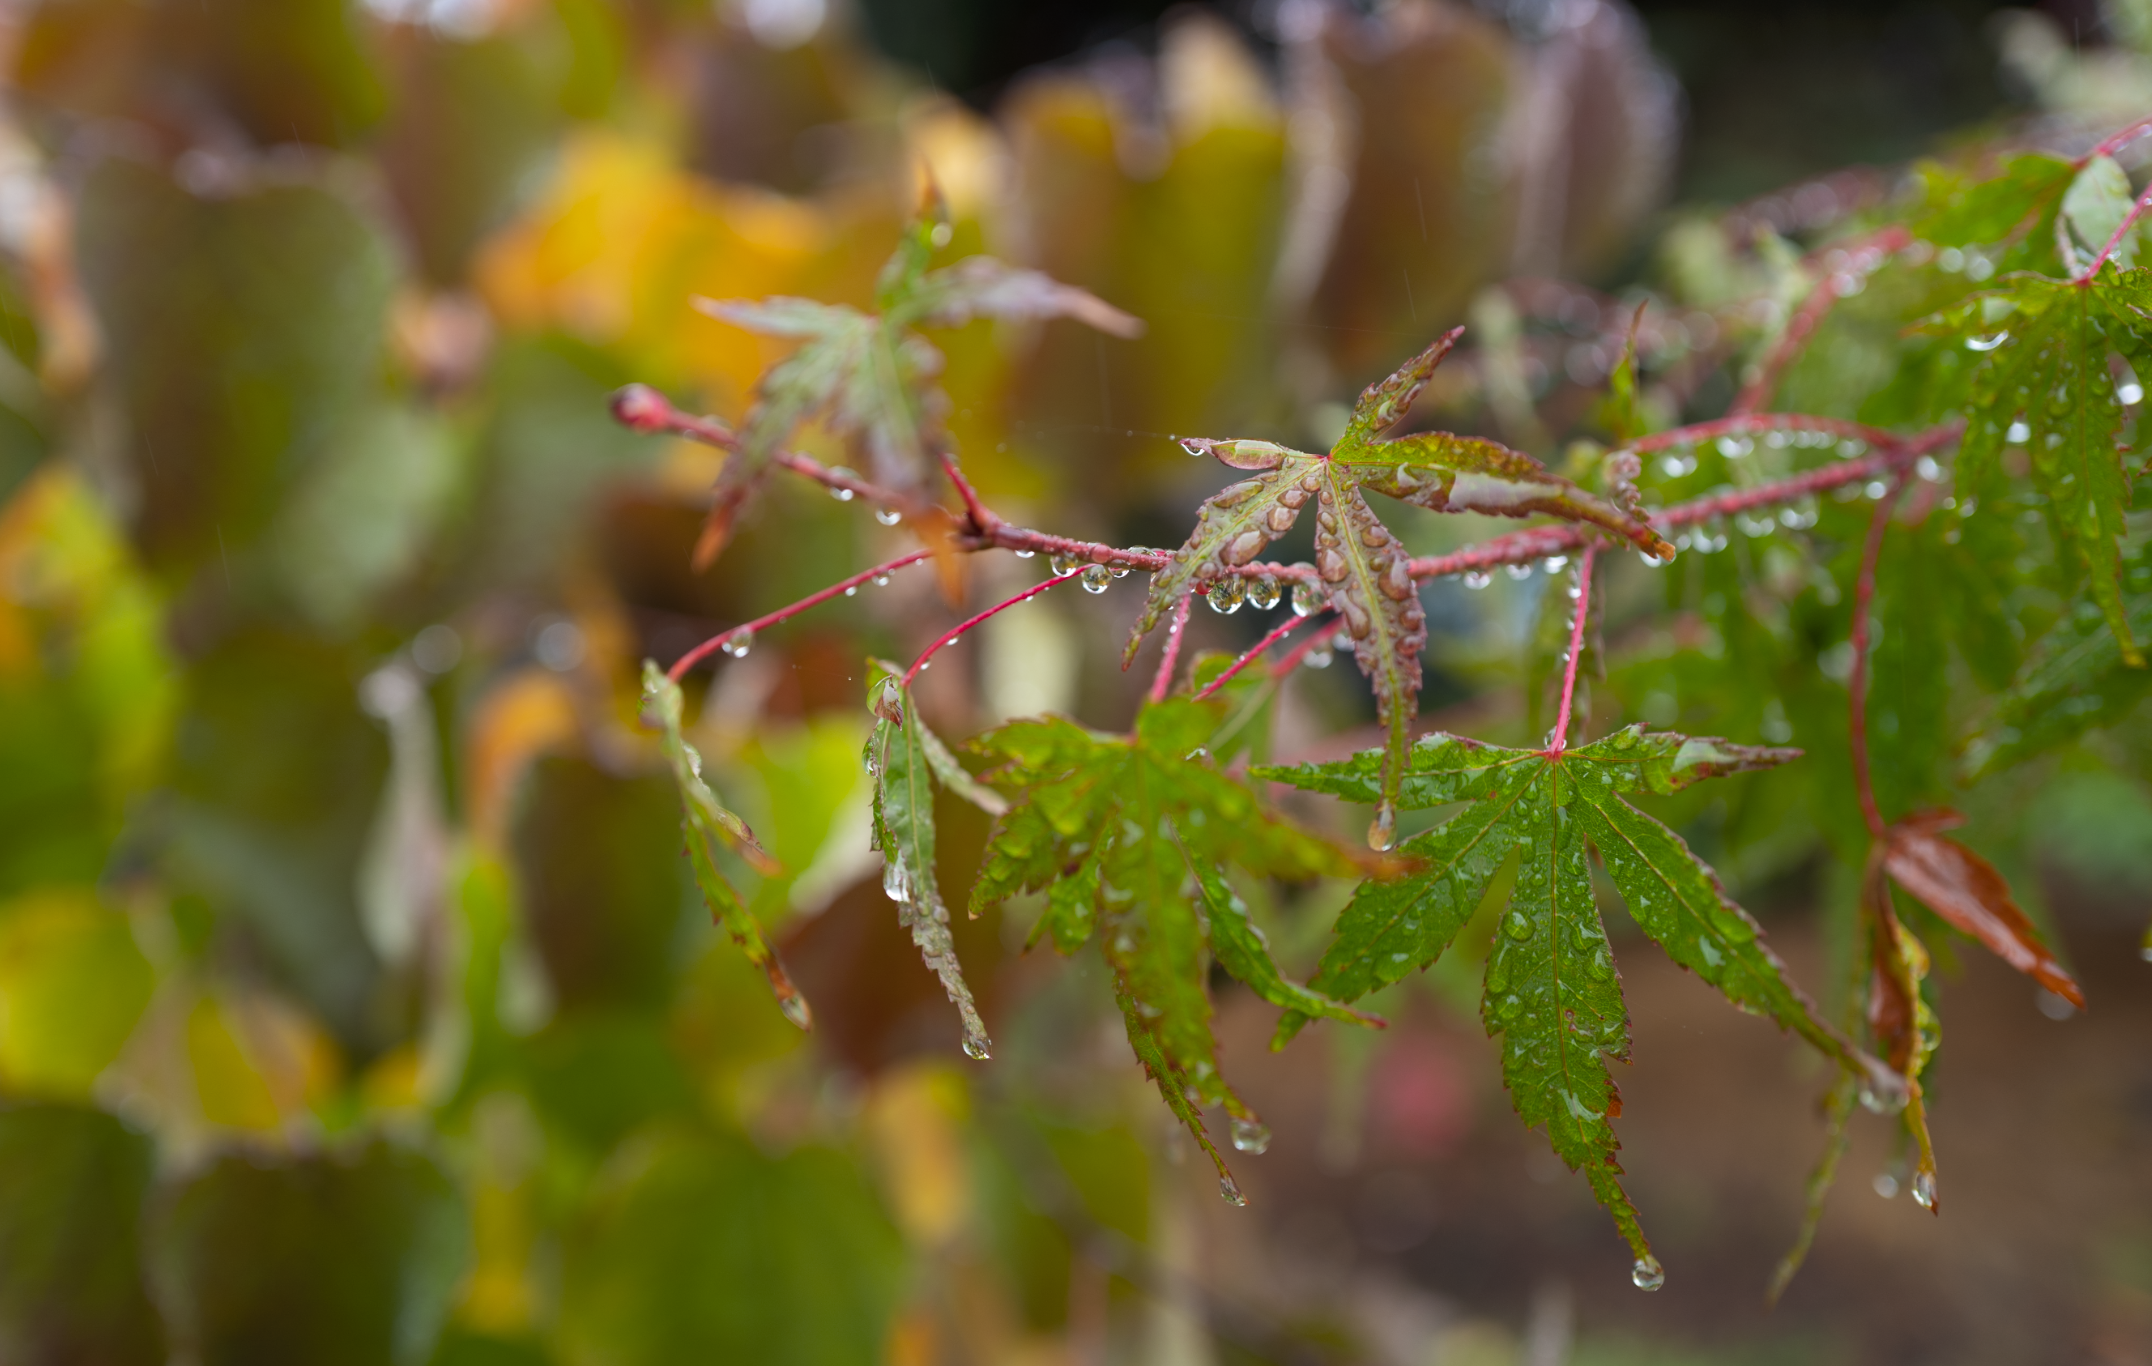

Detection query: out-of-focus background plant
xmin=0 ymin=1 xmax=2149 ymax=1363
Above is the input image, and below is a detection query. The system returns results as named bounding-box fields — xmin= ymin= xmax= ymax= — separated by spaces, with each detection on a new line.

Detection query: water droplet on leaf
xmin=1911 ymin=1171 xmax=1937 ymax=1209
xmin=962 ymin=1034 xmax=992 ymax=1061
xmin=1230 ymin=1117 xmax=1272 ymax=1154
xmin=1291 ymin=579 xmax=1322 ymax=616
xmin=1207 ymin=577 xmax=1246 ymax=614
xmin=1219 ymin=1175 xmax=1248 ymax=1206
xmin=1631 ymin=1256 xmax=1665 ymax=1292
xmin=1367 ymin=801 xmax=1396 ymax=852
xmin=1504 ymin=910 xmax=1534 ymax=941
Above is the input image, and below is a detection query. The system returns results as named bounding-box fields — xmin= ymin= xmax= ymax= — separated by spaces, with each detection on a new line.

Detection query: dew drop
xmin=1081 ymin=564 xmax=1113 ymax=594
xmin=1463 ymin=570 xmax=1493 ymax=590
xmin=844 ymin=585 xmax=858 ymax=596
xmin=1230 ymin=1116 xmax=1272 ymax=1154
xmin=882 ymin=859 xmax=908 ymax=902
xmin=1872 ymin=1172 xmax=1899 ymax=1199
xmin=1219 ymin=1175 xmax=1248 ymax=1206
xmin=830 ymin=485 xmax=855 ymax=502
xmin=962 ymin=1034 xmax=992 ymax=1061
xmin=1207 ymin=577 xmax=1246 ymax=614
xmin=779 ymin=993 xmax=814 ymax=1030
xmin=1050 ymin=552 xmax=1080 ymax=575
xmin=930 ymin=221 xmax=953 ymax=248
xmin=875 ymin=507 xmax=903 ymax=526
xmin=873 ymin=573 xmax=892 ymax=587
xmin=1505 ymin=562 xmax=1535 ymax=581
xmin=1631 ymin=1256 xmax=1665 ymax=1292
xmin=863 ymin=750 xmax=879 ymax=778
xmin=1367 ymin=801 xmax=1397 ymax=852
xmin=1182 ymin=437 xmax=1209 ymax=458
xmin=1504 ymin=910 xmax=1534 ymax=941
xmin=1291 ymin=579 xmax=1323 ymax=616
xmin=2005 ymin=420 xmax=2030 ymax=444
xmin=719 ymin=627 xmax=754 ymax=658
xmin=1911 ymin=1171 xmax=1937 ymax=1210
xmin=1304 ymin=645 xmax=1334 ymax=668
xmin=1013 ymin=548 xmax=1035 ymax=559
xmin=1247 ymin=573 xmax=1283 ymax=611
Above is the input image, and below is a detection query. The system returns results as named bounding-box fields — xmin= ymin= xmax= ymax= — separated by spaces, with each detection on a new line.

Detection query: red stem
xmin=1732 ymin=228 xmax=1908 ymax=416
xmin=2086 ymin=115 xmax=2152 ymax=164
xmin=2075 ymin=181 xmax=2152 ymax=283
xmin=1847 ymin=476 xmax=1907 ymax=841
xmin=1629 ymin=412 xmax=1906 ymax=455
xmin=1194 ymin=610 xmax=1329 ymax=700
xmin=668 ymin=550 xmax=935 ymax=682
xmin=1270 ymin=614 xmax=1342 ymax=678
xmin=1147 ymin=594 xmax=1194 ymax=704
xmin=1547 ymin=546 xmax=1598 ymax=756
xmin=903 ymin=570 xmax=1077 ymax=687
xmin=939 ymin=451 xmax=997 ymax=533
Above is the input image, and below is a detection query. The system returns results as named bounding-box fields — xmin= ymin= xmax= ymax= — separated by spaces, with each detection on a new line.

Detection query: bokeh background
xmin=0 ymin=0 xmax=2149 ymax=1363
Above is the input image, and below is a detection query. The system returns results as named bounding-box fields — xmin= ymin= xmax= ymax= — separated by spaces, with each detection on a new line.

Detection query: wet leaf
xmin=1259 ymin=724 xmax=1878 ymax=1266
xmin=970 ymin=698 xmax=1363 ymax=1192
xmin=640 ymin=663 xmax=806 ymax=1029
xmin=1923 ymin=267 xmax=2152 ymax=663
xmin=1879 ymin=810 xmax=2083 ymax=1007
xmin=866 ymin=665 xmax=992 ymax=1061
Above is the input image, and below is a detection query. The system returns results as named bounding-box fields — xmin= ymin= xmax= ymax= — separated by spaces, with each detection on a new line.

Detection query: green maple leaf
xmin=967 ymin=698 xmax=1374 ymax=1196
xmin=1256 ymin=725 xmax=1886 ymax=1271
xmin=694 ymin=205 xmax=1141 ymax=560
xmin=641 ymin=663 xmax=810 ymax=1029
xmin=865 ymin=663 xmax=1007 ymax=1062
xmin=1922 ymin=266 xmax=2152 ymax=665
xmin=1132 ymin=331 xmax=1675 ymax=832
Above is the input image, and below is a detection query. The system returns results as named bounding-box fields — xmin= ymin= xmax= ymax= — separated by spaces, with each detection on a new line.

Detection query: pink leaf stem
xmin=667 ymin=549 xmax=936 ymax=682
xmin=1547 ymin=546 xmax=1598 ymax=757
xmin=903 ymin=570 xmax=1079 ymax=687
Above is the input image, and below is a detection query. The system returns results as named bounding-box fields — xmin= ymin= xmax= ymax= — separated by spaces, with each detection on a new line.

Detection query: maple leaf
xmin=865 ymin=664 xmax=1006 ymax=1062
xmin=1923 ymin=266 xmax=2152 ymax=664
xmin=967 ymin=698 xmax=1372 ymax=1197
xmin=1875 ymin=809 xmax=2083 ymax=1007
xmin=1257 ymin=726 xmax=1888 ymax=1272
xmin=640 ymin=663 xmax=810 ymax=1029
xmin=691 ymin=204 xmax=1141 ymax=565
xmin=1132 ymin=331 xmax=1674 ymax=838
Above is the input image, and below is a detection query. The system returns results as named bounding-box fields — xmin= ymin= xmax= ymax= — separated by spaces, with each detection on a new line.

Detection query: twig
xmin=1847 ymin=475 xmax=1908 ymax=840
xmin=1732 ymin=228 xmax=1909 ymax=416
xmin=940 ymin=451 xmax=997 ymax=533
xmin=667 ymin=550 xmax=935 ymax=682
xmin=1546 ymin=546 xmax=1598 ymax=756
xmin=1270 ymin=614 xmax=1342 ymax=679
xmin=1194 ymin=610 xmax=1330 ymax=700
xmin=904 ymin=571 xmax=1078 ymax=687
xmin=1147 ymin=595 xmax=1194 ymax=704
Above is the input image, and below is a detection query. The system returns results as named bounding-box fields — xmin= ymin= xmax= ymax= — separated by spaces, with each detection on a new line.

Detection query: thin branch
xmin=1630 ymin=412 xmax=1908 ymax=456
xmin=1732 ymin=228 xmax=1909 ymax=416
xmin=1848 ymin=475 xmax=1908 ymax=841
xmin=1270 ymin=614 xmax=1342 ymax=679
xmin=2085 ymin=114 xmax=2152 ymax=165
xmin=940 ymin=451 xmax=997 ymax=533
xmin=2074 ymin=180 xmax=2152 ymax=283
xmin=668 ymin=550 xmax=935 ymax=682
xmin=1147 ymin=594 xmax=1194 ymax=704
xmin=1547 ymin=546 xmax=1598 ymax=756
xmin=612 ymin=384 xmax=903 ymax=508
xmin=1194 ymin=610 xmax=1329 ymax=701
xmin=904 ymin=570 xmax=1078 ymax=687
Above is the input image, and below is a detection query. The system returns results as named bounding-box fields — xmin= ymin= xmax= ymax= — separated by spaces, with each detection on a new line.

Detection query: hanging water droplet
xmin=1247 ymin=574 xmax=1282 ymax=611
xmin=1207 ymin=577 xmax=1246 ymax=614
xmin=1964 ymin=331 xmax=2009 ymax=352
xmin=1505 ymin=561 xmax=1535 ymax=581
xmin=779 ymin=993 xmax=814 ymax=1030
xmin=1182 ymin=437 xmax=1209 ymax=458
xmin=863 ymin=750 xmax=879 ymax=778
xmin=1081 ymin=564 xmax=1113 ymax=594
xmin=1109 ymin=562 xmax=1132 ymax=579
xmin=962 ymin=1034 xmax=992 ymax=1061
xmin=1230 ymin=1116 xmax=1272 ymax=1154
xmin=1463 ymin=570 xmax=1492 ymax=590
xmin=872 ymin=677 xmax=905 ymax=725
xmin=1183 ymin=746 xmax=1211 ymax=764
xmin=1049 ymin=552 xmax=1079 ymax=576
xmin=1872 ymin=1172 xmax=1899 ymax=1199
xmin=829 ymin=485 xmax=855 ymax=502
xmin=1541 ymin=554 xmax=1568 ymax=573
xmin=1331 ymin=628 xmax=1353 ymax=650
xmin=1367 ymin=801 xmax=1396 ymax=852
xmin=875 ymin=507 xmax=903 ymax=526
xmin=2004 ymin=420 xmax=2030 ymax=444
xmin=1304 ymin=645 xmax=1333 ymax=668
xmin=1291 ymin=579 xmax=1322 ymax=616
xmin=1631 ymin=1256 xmax=1665 ymax=1292
xmin=1911 ymin=1171 xmax=1937 ymax=1209
xmin=882 ymin=858 xmax=908 ymax=902
xmin=844 ymin=585 xmax=858 ymax=597
xmin=2120 ymin=381 xmax=2145 ymax=406
xmin=1779 ymin=496 xmax=1818 ymax=530
xmin=1013 ymin=548 xmax=1035 ymax=559
xmin=720 ymin=627 xmax=754 ymax=658
xmin=873 ymin=573 xmax=892 ymax=587
xmin=1219 ymin=1175 xmax=1248 ymax=1206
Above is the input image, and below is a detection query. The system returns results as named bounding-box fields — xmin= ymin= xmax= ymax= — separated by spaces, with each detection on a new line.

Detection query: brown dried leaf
xmin=1881 ymin=810 xmax=2085 ymax=1008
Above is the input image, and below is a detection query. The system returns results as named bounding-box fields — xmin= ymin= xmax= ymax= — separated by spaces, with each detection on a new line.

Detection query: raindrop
xmin=1247 ymin=574 xmax=1283 ymax=611
xmin=875 ymin=507 xmax=903 ymax=526
xmin=1219 ymin=1175 xmax=1248 ymax=1206
xmin=882 ymin=858 xmax=908 ymax=902
xmin=830 ymin=486 xmax=855 ymax=502
xmin=1230 ymin=1117 xmax=1272 ymax=1154
xmin=1504 ymin=910 xmax=1534 ymax=941
xmin=720 ymin=627 xmax=755 ymax=658
xmin=1367 ymin=800 xmax=1397 ymax=852
xmin=1013 ymin=548 xmax=1036 ymax=559
xmin=2121 ymin=381 xmax=2145 ymax=406
xmin=2005 ymin=420 xmax=2030 ymax=444
xmin=1872 ymin=1172 xmax=1899 ymax=1199
xmin=863 ymin=750 xmax=879 ymax=778
xmin=1778 ymin=497 xmax=1819 ymax=530
xmin=1081 ymin=565 xmax=1113 ymax=594
xmin=1964 ymin=333 xmax=2008 ymax=352
xmin=962 ymin=1034 xmax=992 ymax=1061
xmin=1050 ymin=553 xmax=1080 ymax=576
xmin=1331 ymin=628 xmax=1353 ymax=650
xmin=1207 ymin=577 xmax=1246 ymax=614
xmin=1911 ymin=1171 xmax=1937 ymax=1210
xmin=779 ymin=994 xmax=813 ymax=1030
xmin=1736 ymin=513 xmax=1776 ymax=538
xmin=1182 ymin=438 xmax=1209 ymax=458
xmin=1631 ymin=1257 xmax=1665 ymax=1292
xmin=1463 ymin=570 xmax=1493 ymax=590
xmin=1505 ymin=562 xmax=1534 ymax=581
xmin=1183 ymin=747 xmax=1212 ymax=764
xmin=1304 ymin=646 xmax=1334 ymax=668
xmin=1541 ymin=555 xmax=1568 ymax=573
xmin=930 ymin=222 xmax=953 ymax=249
xmin=873 ymin=573 xmax=892 ymax=587
xmin=844 ymin=586 xmax=858 ymax=597
xmin=1864 ymin=481 xmax=1888 ymax=500
xmin=1291 ymin=579 xmax=1323 ymax=616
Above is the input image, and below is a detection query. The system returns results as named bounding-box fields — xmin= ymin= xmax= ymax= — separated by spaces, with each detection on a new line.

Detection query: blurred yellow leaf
xmin=465 ymin=667 xmax=579 ymax=850
xmin=184 ymin=989 xmax=340 ymax=1134
xmin=0 ymin=887 xmax=153 ymax=1096
xmin=865 ymin=1062 xmax=972 ymax=1249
